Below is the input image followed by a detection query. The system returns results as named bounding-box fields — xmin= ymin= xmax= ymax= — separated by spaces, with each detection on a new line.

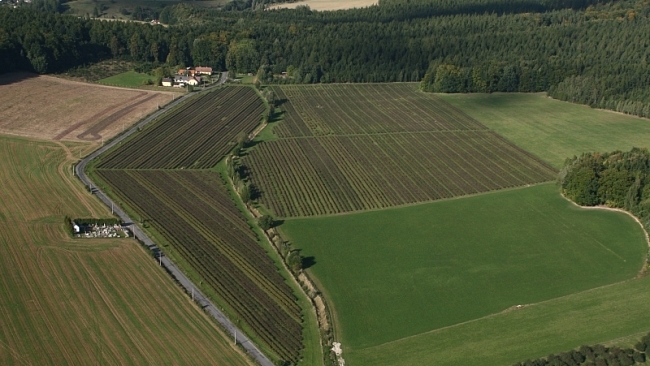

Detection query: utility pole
xmin=191 ymin=287 xmax=194 ymax=301
xmin=234 ymin=330 xmax=237 ymax=345
xmin=159 ymin=251 xmax=162 ymax=266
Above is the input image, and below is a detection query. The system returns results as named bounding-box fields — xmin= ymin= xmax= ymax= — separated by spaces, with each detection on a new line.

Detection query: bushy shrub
xmin=258 ymin=215 xmax=274 ymax=230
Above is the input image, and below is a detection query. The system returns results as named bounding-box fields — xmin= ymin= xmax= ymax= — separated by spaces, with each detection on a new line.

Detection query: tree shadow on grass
xmin=302 ymin=256 xmax=316 ymax=269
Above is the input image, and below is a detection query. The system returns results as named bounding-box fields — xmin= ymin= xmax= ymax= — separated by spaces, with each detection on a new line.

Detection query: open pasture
xmin=281 ymin=183 xmax=648 ymax=359
xmin=95 ymin=169 xmax=304 ymax=363
xmin=439 ymin=93 xmax=650 ymax=168
xmin=98 ymin=86 xmax=264 ymax=169
xmin=0 ymin=136 xmax=252 ymax=365
xmin=245 ymin=84 xmax=556 ymax=217
xmin=0 ymin=73 xmax=171 ymax=142
xmin=98 ymin=70 xmax=154 ymax=88
xmin=349 ymin=274 xmax=650 ymax=365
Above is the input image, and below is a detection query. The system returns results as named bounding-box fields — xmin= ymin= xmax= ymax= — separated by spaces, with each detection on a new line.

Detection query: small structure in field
xmin=162 ymin=78 xmax=172 ymax=87
xmin=69 ymin=218 xmax=130 ymax=238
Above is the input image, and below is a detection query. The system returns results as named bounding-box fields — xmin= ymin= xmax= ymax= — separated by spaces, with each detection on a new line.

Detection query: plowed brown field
xmin=0 ymin=73 xmax=172 ymax=142
xmin=0 ymin=135 xmax=252 ymax=366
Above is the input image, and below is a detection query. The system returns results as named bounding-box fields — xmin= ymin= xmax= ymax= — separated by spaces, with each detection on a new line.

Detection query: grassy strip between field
xmin=213 ymin=161 xmax=323 ymax=366
xmin=280 ymin=183 xmax=648 ymax=358
xmin=437 ymin=92 xmax=650 ymax=169
xmin=89 ymin=150 xmax=322 ymax=364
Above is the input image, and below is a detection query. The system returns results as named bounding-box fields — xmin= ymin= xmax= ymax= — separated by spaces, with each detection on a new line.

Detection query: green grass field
xmin=350 ymin=275 xmax=650 ymax=365
xmin=438 ymin=93 xmax=650 ymax=168
xmin=280 ymin=183 xmax=648 ymax=362
xmin=98 ymin=70 xmax=153 ymax=88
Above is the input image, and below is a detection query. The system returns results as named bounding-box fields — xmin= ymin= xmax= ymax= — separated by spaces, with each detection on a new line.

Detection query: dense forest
xmin=560 ymin=148 xmax=650 ymax=237
xmin=1 ymin=0 xmax=650 ymax=117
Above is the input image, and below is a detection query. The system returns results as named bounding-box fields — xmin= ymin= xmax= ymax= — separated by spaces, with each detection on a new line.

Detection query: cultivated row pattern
xmin=95 ymin=87 xmax=304 ymax=363
xmin=273 ymin=83 xmax=486 ymax=137
xmin=97 ymin=170 xmax=303 ymax=362
xmin=245 ymin=84 xmax=557 ymax=217
xmin=98 ymin=87 xmax=264 ymax=169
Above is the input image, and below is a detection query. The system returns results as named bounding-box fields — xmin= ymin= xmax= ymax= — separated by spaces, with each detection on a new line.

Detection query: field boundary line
xmin=276 ymin=181 xmax=555 ymax=220
xmin=357 ymin=275 xmax=645 ymax=353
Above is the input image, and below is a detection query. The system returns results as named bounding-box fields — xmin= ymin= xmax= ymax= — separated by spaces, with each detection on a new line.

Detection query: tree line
xmin=560 ymin=148 xmax=650 ymax=237
xmin=512 ymin=332 xmax=650 ymax=366
xmin=2 ymin=0 xmax=650 ymax=117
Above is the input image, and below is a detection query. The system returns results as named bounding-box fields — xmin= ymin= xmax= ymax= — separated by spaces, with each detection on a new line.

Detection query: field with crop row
xmin=98 ymin=86 xmax=264 ymax=169
xmin=246 ymin=84 xmax=556 ymax=217
xmin=273 ymin=84 xmax=486 ymax=137
xmin=96 ymin=169 xmax=303 ymax=362
xmin=0 ymin=136 xmax=252 ymax=366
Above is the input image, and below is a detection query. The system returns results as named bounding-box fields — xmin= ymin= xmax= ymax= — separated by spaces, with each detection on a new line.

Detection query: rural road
xmin=75 ymin=72 xmax=275 ymax=366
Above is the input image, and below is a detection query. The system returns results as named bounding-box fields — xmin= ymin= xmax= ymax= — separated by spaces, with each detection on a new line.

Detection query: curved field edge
xmin=0 ymin=135 xmax=253 ymax=365
xmin=347 ymin=275 xmax=650 ymax=366
xmin=279 ymin=183 xmax=648 ymax=351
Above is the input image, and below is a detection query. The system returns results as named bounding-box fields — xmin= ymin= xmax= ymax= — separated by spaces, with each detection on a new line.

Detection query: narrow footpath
xmin=75 ymin=72 xmax=274 ymax=366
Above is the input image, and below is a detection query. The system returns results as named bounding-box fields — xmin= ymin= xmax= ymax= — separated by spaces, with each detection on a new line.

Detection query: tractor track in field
xmin=74 ymin=72 xmax=274 ymax=366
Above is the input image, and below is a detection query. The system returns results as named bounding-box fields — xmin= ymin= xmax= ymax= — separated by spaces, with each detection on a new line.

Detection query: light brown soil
xmin=0 ymin=136 xmax=253 ymax=365
xmin=0 ymin=72 xmax=173 ymax=142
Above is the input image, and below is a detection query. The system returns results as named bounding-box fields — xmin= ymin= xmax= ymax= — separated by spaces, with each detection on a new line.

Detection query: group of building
xmin=162 ymin=66 xmax=214 ymax=88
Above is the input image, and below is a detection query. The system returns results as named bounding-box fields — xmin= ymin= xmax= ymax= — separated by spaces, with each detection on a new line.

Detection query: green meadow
xmin=438 ymin=93 xmax=650 ymax=168
xmin=98 ymin=70 xmax=153 ymax=88
xmin=350 ymin=275 xmax=650 ymax=365
xmin=280 ymin=183 xmax=647 ymax=362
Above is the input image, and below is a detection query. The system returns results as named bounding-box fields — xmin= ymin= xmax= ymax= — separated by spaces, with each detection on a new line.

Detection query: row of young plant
xmin=96 ymin=169 xmax=303 ymax=363
xmin=245 ymin=129 xmax=557 ymax=217
xmin=274 ymin=84 xmax=486 ymax=138
xmin=227 ymin=152 xmax=341 ymax=366
xmin=97 ymin=86 xmax=264 ymax=170
xmin=513 ymin=332 xmax=650 ymax=366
